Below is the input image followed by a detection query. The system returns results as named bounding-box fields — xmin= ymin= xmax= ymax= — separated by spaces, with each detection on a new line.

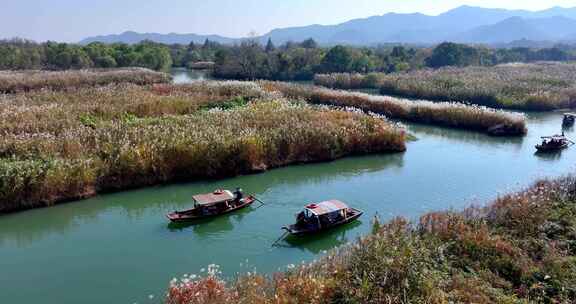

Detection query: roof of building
xmin=305 ymin=200 xmax=349 ymax=216
xmin=193 ymin=190 xmax=234 ymax=206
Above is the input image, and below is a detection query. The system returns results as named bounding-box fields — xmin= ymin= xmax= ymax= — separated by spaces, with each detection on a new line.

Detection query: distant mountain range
xmin=81 ymin=31 xmax=235 ymax=45
xmin=80 ymin=5 xmax=576 ymax=46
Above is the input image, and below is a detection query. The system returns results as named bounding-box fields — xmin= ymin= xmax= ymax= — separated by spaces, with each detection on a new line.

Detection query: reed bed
xmin=0 ymin=68 xmax=171 ymax=93
xmin=261 ymin=81 xmax=527 ymax=136
xmin=166 ymin=174 xmax=576 ymax=304
xmin=315 ymin=63 xmax=576 ymax=111
xmin=0 ymin=82 xmax=405 ymax=212
xmin=314 ymin=72 xmax=382 ymax=90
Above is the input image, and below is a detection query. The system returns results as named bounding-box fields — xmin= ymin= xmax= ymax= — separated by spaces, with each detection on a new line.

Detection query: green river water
xmin=0 ymin=70 xmax=575 ymax=303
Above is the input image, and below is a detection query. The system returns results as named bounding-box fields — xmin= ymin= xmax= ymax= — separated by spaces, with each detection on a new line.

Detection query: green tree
xmin=134 ymin=42 xmax=172 ymax=70
xmin=426 ymin=42 xmax=480 ymax=68
xmin=321 ymin=45 xmax=353 ymax=73
xmin=301 ymin=38 xmax=318 ymax=49
xmin=265 ymin=38 xmax=276 ymax=53
xmin=94 ymin=55 xmax=117 ymax=68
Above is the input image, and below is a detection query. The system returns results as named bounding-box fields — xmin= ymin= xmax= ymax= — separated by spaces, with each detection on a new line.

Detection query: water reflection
xmin=281 ymin=220 xmax=363 ymax=254
xmin=171 ymin=68 xmax=212 ymax=84
xmin=534 ymin=150 xmax=565 ymax=161
xmin=166 ymin=206 xmax=252 ymax=237
xmin=408 ymin=123 xmax=524 ymax=148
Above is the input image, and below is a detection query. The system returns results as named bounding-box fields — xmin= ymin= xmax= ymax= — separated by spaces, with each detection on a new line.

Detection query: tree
xmin=301 ymin=38 xmax=318 ymax=49
xmin=134 ymin=42 xmax=172 ymax=70
xmin=265 ymin=38 xmax=275 ymax=53
xmin=426 ymin=42 xmax=480 ymax=68
xmin=94 ymin=55 xmax=117 ymax=68
xmin=391 ymin=46 xmax=408 ymax=60
xmin=351 ymin=54 xmax=374 ymax=73
xmin=235 ymin=41 xmax=266 ymax=79
xmin=321 ymin=45 xmax=353 ymax=73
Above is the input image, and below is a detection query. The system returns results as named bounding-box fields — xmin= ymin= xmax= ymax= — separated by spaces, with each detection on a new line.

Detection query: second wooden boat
xmin=535 ymin=135 xmax=571 ymax=153
xmin=282 ymin=200 xmax=363 ymax=236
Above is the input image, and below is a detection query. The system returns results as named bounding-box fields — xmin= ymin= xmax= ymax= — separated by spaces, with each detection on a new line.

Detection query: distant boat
xmin=166 ymin=189 xmax=255 ymax=223
xmin=563 ymin=113 xmax=576 ymax=127
xmin=282 ymin=200 xmax=363 ymax=236
xmin=535 ymin=134 xmax=572 ymax=153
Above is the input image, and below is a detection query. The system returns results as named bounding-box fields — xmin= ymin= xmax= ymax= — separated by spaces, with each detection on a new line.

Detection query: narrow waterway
xmin=0 ymin=70 xmax=574 ymax=304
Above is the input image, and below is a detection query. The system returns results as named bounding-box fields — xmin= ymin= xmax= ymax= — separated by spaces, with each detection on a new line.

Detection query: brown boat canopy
xmin=193 ymin=190 xmax=234 ymax=206
xmin=541 ymin=135 xmax=566 ymax=140
xmin=305 ymin=200 xmax=349 ymax=216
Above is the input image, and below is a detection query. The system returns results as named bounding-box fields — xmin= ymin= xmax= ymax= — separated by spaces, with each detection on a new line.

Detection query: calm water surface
xmin=0 ymin=71 xmax=574 ymax=303
xmin=170 ymin=68 xmax=212 ymax=84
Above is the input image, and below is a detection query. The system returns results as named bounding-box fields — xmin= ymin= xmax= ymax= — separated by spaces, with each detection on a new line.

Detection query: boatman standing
xmin=234 ymin=187 xmax=243 ymax=201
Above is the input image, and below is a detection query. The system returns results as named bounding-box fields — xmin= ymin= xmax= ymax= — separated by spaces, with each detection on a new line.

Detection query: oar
xmin=272 ymin=230 xmax=289 ymax=247
xmin=253 ymin=196 xmax=267 ymax=206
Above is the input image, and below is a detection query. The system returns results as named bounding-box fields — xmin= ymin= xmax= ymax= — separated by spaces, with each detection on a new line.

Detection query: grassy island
xmin=0 ymin=68 xmax=171 ymax=93
xmin=315 ymin=63 xmax=576 ymax=111
xmin=0 ymin=81 xmax=405 ymax=212
xmin=262 ymin=82 xmax=527 ymax=136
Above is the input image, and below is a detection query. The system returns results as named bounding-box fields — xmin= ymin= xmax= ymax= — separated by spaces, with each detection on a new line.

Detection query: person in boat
xmin=233 ymin=188 xmax=243 ymax=204
xmin=296 ymin=211 xmax=307 ymax=224
xmin=296 ymin=209 xmax=319 ymax=229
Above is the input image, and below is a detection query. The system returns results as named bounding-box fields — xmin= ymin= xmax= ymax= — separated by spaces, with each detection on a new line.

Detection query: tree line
xmin=1 ymin=38 xmax=575 ymax=76
xmin=211 ymin=40 xmax=576 ymax=80
xmin=0 ymin=38 xmax=172 ymax=70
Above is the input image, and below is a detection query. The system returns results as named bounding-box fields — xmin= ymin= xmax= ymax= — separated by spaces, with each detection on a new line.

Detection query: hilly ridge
xmin=80 ymin=6 xmax=576 ymax=45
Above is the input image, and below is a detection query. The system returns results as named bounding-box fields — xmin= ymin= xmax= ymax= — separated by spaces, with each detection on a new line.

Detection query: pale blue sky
xmin=2 ymin=0 xmax=576 ymax=42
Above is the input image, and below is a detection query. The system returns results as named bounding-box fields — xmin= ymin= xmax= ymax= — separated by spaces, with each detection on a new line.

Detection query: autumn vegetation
xmin=262 ymin=81 xmax=527 ymax=136
xmin=315 ymin=62 xmax=576 ymax=111
xmin=0 ymin=66 xmax=531 ymax=212
xmin=0 ymin=68 xmax=171 ymax=93
xmin=166 ymin=174 xmax=576 ymax=303
xmin=0 ymin=81 xmax=405 ymax=212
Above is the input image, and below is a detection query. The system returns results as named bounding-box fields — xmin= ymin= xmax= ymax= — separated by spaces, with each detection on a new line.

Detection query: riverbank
xmin=0 ymin=82 xmax=405 ymax=213
xmin=166 ymin=174 xmax=576 ymax=303
xmin=261 ymin=81 xmax=527 ymax=136
xmin=315 ymin=63 xmax=576 ymax=111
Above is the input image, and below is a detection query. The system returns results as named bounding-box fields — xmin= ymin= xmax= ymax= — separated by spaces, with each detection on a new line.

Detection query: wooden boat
xmin=166 ymin=189 xmax=256 ymax=223
xmin=282 ymin=200 xmax=363 ymax=236
xmin=535 ymin=134 xmax=571 ymax=152
xmin=563 ymin=113 xmax=576 ymax=127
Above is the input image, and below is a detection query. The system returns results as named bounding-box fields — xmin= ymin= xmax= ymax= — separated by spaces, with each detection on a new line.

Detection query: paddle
xmin=272 ymin=230 xmax=289 ymax=247
xmin=252 ymin=196 xmax=266 ymax=206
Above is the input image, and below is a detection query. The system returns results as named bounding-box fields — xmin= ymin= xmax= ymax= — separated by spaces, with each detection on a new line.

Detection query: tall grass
xmin=0 ymin=83 xmax=405 ymax=212
xmin=262 ymin=81 xmax=527 ymax=136
xmin=0 ymin=68 xmax=171 ymax=93
xmin=314 ymin=72 xmax=382 ymax=90
xmin=315 ymin=62 xmax=576 ymax=111
xmin=166 ymin=174 xmax=576 ymax=303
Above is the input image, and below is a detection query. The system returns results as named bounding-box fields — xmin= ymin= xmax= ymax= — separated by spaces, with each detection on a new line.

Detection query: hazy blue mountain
xmin=453 ymin=17 xmax=546 ymax=43
xmin=80 ymin=31 xmax=235 ymax=45
xmin=80 ymin=6 xmax=576 ymax=45
xmin=259 ymin=6 xmax=576 ymax=45
xmin=533 ymin=6 xmax=576 ymax=19
xmin=453 ymin=16 xmax=576 ymax=44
